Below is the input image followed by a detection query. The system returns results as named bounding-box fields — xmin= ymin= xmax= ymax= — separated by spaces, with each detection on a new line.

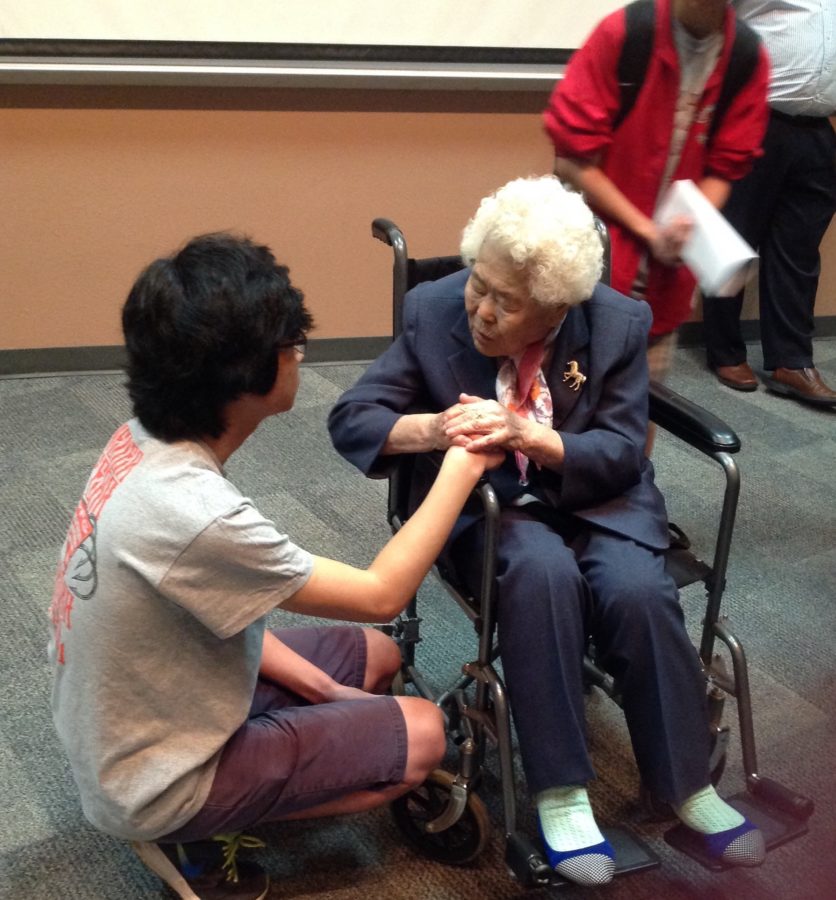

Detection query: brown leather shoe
xmin=763 ymin=367 xmax=836 ymax=408
xmin=713 ymin=362 xmax=759 ymax=392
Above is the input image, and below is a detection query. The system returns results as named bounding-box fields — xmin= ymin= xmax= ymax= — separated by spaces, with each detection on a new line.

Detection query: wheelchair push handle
xmin=372 ymin=218 xmax=410 ymax=338
xmin=372 ymin=218 xmax=407 ymax=253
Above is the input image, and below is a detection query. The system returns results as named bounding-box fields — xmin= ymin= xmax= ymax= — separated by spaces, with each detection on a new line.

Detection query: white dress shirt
xmin=734 ymin=0 xmax=836 ymax=116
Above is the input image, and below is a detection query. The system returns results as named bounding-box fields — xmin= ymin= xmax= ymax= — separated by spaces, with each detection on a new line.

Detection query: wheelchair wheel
xmin=391 ymin=769 xmax=490 ymax=865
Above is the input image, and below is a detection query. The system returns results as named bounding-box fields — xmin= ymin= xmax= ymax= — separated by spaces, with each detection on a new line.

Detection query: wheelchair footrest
xmin=664 ymin=791 xmax=810 ymax=870
xmin=603 ymin=827 xmax=662 ymax=878
xmin=506 ymin=827 xmax=660 ymax=890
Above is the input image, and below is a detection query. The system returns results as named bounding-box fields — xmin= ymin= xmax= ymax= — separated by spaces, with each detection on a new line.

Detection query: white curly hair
xmin=460 ymin=176 xmax=603 ymax=309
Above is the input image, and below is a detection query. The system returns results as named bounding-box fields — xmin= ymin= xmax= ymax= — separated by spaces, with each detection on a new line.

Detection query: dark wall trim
xmin=0 ymin=38 xmax=572 ymax=66
xmin=2 ymin=324 xmax=833 ymax=377
xmin=679 ymin=316 xmax=836 ymax=348
xmin=0 ymin=345 xmax=128 ymax=376
xmin=0 ymin=337 xmax=392 ymax=377
xmin=305 ymin=337 xmax=391 ymax=363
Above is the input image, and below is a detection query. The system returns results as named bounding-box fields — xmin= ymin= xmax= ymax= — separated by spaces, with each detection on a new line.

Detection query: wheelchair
xmin=370 ymin=216 xmax=813 ymax=888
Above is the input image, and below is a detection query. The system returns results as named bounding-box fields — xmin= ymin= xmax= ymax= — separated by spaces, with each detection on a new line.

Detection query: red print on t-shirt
xmin=50 ymin=424 xmax=143 ymax=664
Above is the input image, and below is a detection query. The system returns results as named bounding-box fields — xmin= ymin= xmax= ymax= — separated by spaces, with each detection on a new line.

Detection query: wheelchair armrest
xmin=649 ymin=380 xmax=741 ymax=456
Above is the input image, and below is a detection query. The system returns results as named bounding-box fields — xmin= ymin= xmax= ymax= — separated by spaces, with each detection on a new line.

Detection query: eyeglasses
xmin=278 ymin=336 xmax=307 ymax=359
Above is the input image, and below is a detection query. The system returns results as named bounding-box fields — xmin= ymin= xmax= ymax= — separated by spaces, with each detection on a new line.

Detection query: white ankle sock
xmin=676 ymin=785 xmax=766 ymax=867
xmin=675 ymin=784 xmax=744 ymax=834
xmin=536 ymin=785 xmax=604 ymax=851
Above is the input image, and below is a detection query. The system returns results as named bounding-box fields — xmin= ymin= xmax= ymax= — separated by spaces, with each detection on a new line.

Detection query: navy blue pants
xmin=703 ymin=111 xmax=836 ymax=371
xmin=451 ymin=507 xmax=710 ymax=806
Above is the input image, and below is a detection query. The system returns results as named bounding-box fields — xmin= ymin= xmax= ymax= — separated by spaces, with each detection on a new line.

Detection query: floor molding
xmin=678 ymin=315 xmax=836 ymax=347
xmin=0 ymin=337 xmax=392 ymax=377
xmin=2 ymin=321 xmax=834 ymax=376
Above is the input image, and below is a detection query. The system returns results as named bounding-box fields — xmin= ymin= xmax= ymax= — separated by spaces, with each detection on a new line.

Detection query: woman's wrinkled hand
xmin=442 ymin=392 xmax=530 ymax=453
xmin=428 ymin=410 xmax=455 ymax=450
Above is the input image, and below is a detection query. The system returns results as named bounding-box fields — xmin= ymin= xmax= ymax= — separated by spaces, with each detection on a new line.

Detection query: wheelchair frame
xmin=371 ymin=217 xmax=812 ymax=887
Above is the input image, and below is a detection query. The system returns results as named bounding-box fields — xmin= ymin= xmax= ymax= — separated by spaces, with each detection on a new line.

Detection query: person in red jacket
xmin=544 ymin=0 xmax=769 ymax=386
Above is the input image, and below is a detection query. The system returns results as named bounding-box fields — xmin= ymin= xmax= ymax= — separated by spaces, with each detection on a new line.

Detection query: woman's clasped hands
xmin=441 ymin=392 xmax=531 ymax=453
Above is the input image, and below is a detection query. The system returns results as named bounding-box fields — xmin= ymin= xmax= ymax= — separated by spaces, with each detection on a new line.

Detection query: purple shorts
xmin=161 ymin=626 xmax=407 ymax=842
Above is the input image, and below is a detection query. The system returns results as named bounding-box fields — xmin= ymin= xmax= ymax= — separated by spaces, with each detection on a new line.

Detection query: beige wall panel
xmin=817 ymin=218 xmax=836 ymax=315
xmin=1 ymin=88 xmax=833 ymax=351
xmin=1 ymin=87 xmax=552 ymax=350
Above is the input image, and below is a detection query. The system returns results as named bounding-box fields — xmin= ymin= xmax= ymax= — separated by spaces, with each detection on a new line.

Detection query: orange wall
xmin=1 ymin=85 xmax=834 ymax=351
xmin=1 ymin=86 xmax=553 ymax=350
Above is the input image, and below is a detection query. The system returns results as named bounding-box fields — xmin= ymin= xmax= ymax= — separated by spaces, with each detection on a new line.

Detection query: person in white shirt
xmin=702 ymin=0 xmax=836 ymax=405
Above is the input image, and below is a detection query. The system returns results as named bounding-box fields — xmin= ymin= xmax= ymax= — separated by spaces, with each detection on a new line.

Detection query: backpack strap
xmin=708 ymin=17 xmax=761 ymax=142
xmin=614 ymin=0 xmax=656 ymax=132
xmin=614 ymin=0 xmax=761 ymax=138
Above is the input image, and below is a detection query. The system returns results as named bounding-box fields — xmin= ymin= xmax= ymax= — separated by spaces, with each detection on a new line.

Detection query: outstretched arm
xmin=282 ymin=444 xmax=501 ymax=623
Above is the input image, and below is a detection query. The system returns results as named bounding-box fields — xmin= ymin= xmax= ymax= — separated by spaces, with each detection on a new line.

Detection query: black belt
xmin=770 ymin=108 xmax=830 ymax=127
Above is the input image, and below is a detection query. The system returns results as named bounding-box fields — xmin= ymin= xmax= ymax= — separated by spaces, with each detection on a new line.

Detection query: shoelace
xmin=212 ymin=832 xmax=266 ymax=883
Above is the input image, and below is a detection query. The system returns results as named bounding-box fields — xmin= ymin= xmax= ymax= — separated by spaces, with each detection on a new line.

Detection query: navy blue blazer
xmin=328 ymin=269 xmax=669 ymax=550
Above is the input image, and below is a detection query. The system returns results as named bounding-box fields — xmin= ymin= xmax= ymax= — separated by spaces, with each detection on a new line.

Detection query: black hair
xmin=122 ymin=232 xmax=313 ymax=441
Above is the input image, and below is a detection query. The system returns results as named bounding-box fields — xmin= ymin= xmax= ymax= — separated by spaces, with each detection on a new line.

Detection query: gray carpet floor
xmin=1 ymin=339 xmax=834 ymax=899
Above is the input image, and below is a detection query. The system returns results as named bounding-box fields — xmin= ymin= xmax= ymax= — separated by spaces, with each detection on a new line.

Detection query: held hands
xmin=442 ymin=393 xmax=530 ymax=455
xmin=442 ymin=442 xmax=505 ymax=480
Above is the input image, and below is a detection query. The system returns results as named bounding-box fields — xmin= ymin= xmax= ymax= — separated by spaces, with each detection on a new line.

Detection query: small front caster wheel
xmin=391 ymin=769 xmax=490 ymax=865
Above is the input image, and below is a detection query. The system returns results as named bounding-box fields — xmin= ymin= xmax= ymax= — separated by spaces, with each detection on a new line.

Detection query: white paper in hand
xmin=655 ymin=179 xmax=757 ymax=296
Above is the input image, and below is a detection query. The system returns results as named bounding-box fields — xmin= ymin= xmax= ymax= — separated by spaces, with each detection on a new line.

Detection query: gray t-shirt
xmin=49 ymin=419 xmax=313 ymax=840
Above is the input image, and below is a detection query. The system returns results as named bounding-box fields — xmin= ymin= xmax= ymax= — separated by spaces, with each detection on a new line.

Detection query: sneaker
xmin=132 ymin=832 xmax=269 ymax=899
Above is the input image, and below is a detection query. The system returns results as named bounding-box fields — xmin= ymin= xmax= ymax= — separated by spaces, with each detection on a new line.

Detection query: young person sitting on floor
xmin=49 ymin=233 xmax=501 ymax=900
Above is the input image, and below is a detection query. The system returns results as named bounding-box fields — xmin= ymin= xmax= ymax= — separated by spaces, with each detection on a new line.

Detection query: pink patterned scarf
xmin=496 ymin=339 xmax=553 ymax=485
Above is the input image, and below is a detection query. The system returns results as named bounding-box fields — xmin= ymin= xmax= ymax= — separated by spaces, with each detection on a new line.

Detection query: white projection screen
xmin=0 ymin=1 xmax=626 ymax=68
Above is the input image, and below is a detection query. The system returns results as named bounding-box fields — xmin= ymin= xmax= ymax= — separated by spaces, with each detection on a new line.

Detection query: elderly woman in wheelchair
xmin=328 ymin=176 xmax=765 ymax=886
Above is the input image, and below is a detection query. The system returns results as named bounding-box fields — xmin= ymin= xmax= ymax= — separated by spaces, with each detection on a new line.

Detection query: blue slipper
xmin=702 ymin=817 xmax=766 ymax=867
xmin=538 ymin=820 xmax=616 ymax=885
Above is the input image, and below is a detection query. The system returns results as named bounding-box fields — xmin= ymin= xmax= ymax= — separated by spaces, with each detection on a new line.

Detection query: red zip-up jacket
xmin=544 ymin=0 xmax=769 ymax=336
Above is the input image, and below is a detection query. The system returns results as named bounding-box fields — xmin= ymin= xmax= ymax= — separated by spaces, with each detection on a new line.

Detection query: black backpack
xmin=612 ymin=0 xmax=761 ymax=140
